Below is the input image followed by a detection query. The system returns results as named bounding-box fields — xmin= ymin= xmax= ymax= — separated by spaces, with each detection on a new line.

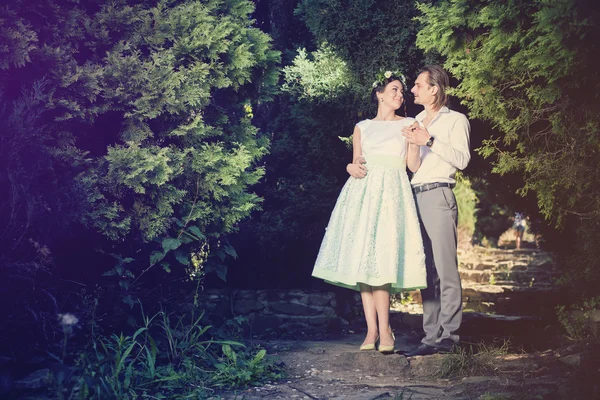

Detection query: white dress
xmin=311 ymin=118 xmax=427 ymax=292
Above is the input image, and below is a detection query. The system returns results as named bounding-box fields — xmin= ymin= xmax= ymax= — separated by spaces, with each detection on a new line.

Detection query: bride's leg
xmin=360 ymin=283 xmax=379 ymax=345
xmin=373 ymin=284 xmax=393 ymax=346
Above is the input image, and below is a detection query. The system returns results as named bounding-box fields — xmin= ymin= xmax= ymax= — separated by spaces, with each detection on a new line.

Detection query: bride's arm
xmin=346 ymin=125 xmax=367 ymax=178
xmin=405 ymin=122 xmax=421 ymax=172
xmin=406 ymin=142 xmax=421 ymax=173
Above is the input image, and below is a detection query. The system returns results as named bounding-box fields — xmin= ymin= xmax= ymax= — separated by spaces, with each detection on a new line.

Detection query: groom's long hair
xmin=420 ymin=65 xmax=450 ymax=110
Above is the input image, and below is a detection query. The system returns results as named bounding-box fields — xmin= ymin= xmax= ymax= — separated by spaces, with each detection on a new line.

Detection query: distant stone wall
xmin=198 ymin=289 xmax=361 ymax=333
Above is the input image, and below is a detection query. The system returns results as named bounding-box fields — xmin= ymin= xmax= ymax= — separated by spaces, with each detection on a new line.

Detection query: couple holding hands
xmin=312 ymin=65 xmax=471 ymax=357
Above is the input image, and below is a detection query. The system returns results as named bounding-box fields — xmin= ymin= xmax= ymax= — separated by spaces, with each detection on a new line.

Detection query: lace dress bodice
xmin=357 ymin=118 xmax=416 ymax=158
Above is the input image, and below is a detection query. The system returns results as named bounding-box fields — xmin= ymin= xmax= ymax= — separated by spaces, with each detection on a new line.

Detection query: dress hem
xmin=312 ymin=271 xmax=426 ymax=293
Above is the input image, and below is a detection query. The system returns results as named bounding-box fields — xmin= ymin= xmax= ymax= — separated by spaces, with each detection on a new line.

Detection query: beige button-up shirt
xmin=411 ymin=106 xmax=471 ymax=186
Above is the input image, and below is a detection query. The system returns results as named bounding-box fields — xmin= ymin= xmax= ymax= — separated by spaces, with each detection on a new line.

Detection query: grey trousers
xmin=414 ymin=186 xmax=462 ymax=345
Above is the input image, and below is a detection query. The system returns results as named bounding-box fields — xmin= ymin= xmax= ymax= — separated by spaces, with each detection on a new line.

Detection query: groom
xmin=401 ymin=65 xmax=471 ymax=356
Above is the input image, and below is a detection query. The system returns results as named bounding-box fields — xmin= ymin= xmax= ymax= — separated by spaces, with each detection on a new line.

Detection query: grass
xmin=436 ymin=340 xmax=511 ymax=379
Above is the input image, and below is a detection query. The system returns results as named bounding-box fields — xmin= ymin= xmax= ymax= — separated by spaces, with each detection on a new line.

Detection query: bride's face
xmin=378 ymin=80 xmax=404 ymax=110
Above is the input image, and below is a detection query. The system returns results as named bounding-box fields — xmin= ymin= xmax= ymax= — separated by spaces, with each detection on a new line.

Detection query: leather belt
xmin=412 ymin=182 xmax=454 ymax=194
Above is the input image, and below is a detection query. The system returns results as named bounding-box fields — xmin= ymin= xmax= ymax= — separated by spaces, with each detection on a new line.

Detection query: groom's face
xmin=411 ymin=72 xmax=437 ymax=107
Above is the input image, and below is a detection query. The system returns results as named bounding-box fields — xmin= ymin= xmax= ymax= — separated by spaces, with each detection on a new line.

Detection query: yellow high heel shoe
xmin=378 ymin=331 xmax=395 ymax=354
xmin=360 ymin=335 xmax=379 ymax=351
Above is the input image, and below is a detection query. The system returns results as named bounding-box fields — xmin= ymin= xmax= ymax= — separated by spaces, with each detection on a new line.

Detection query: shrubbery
xmin=416 ymin=0 xmax=600 ymax=296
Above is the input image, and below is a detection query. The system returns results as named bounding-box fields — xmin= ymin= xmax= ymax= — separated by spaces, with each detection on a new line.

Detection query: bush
xmin=50 ymin=303 xmax=283 ymax=399
xmin=555 ymin=297 xmax=600 ymax=340
xmin=415 ymin=0 xmax=600 ymax=296
xmin=454 ymin=173 xmax=478 ymax=248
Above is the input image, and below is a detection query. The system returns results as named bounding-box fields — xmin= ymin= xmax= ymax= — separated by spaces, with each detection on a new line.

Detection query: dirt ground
xmin=216 ymin=331 xmax=600 ymax=400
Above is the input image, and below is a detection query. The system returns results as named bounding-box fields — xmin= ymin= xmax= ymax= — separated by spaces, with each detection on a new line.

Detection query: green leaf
xmin=124 ymin=364 xmax=132 ymax=389
xmin=216 ymin=263 xmax=228 ymax=281
xmin=162 ymin=237 xmax=182 ymax=253
xmin=223 ymin=243 xmax=238 ymax=259
xmin=187 ymin=226 xmax=206 ymax=240
xmin=180 ymin=234 xmax=194 ymax=244
xmin=204 ymin=340 xmax=244 ymax=347
xmin=174 ymin=249 xmax=190 ymax=266
xmin=117 ymin=342 xmax=137 ymax=375
xmin=132 ymin=327 xmax=147 ymax=341
xmin=252 ymin=349 xmax=267 ymax=364
xmin=161 ymin=262 xmax=171 ymax=273
xmin=122 ymin=295 xmax=136 ymax=309
xmin=144 ymin=347 xmax=156 ymax=378
xmin=222 ymin=344 xmax=237 ymax=363
xmin=149 ymin=250 xmax=166 ymax=266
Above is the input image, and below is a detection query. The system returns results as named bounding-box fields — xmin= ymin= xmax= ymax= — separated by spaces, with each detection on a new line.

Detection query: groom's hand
xmin=347 ymin=157 xmax=367 ymax=179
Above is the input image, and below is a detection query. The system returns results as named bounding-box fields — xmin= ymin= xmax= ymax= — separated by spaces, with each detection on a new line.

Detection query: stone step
xmin=399 ymin=283 xmax=563 ymax=317
xmin=459 ymin=269 xmax=559 ymax=285
xmin=458 ymin=247 xmax=555 ymax=270
xmin=391 ymin=311 xmax=552 ymax=349
xmin=459 ymin=260 xmax=555 ymax=272
xmin=465 ymin=284 xmax=564 ymax=316
xmin=459 ymin=247 xmax=545 ymax=257
xmin=330 ymin=350 xmax=410 ymax=377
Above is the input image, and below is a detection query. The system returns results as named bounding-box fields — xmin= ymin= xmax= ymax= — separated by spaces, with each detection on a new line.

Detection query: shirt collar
xmin=416 ymin=106 xmax=450 ymax=122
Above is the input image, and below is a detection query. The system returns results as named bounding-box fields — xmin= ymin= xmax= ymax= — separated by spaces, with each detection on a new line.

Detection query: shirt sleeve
xmin=430 ymin=114 xmax=471 ymax=170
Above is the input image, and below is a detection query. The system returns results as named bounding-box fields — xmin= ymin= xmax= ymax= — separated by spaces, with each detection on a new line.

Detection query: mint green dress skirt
xmin=312 ymin=154 xmax=427 ymax=293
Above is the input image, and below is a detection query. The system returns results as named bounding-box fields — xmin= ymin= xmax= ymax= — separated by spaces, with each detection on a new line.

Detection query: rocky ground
xmin=9 ymin=244 xmax=600 ymax=399
xmin=214 ymin=245 xmax=600 ymax=399
xmin=215 ymin=332 xmax=600 ymax=400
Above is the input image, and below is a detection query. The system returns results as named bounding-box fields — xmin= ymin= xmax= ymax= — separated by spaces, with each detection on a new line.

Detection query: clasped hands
xmin=347 ymin=156 xmax=367 ymax=179
xmin=402 ymin=122 xmax=431 ymax=146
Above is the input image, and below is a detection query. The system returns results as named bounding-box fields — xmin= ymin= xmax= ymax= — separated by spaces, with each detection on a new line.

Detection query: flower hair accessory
xmin=372 ymin=70 xmax=406 ymax=89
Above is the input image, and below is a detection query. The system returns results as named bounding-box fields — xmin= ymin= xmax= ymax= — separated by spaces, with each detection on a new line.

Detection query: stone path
xmin=215 ymin=333 xmax=578 ymax=400
xmin=396 ymin=247 xmax=560 ymax=317
xmin=215 ymin=247 xmax=589 ymax=399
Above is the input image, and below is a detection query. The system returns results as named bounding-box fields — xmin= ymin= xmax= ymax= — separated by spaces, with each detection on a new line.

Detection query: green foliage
xmin=470 ymin=177 xmax=514 ymax=247
xmin=415 ymin=0 xmax=600 ymax=294
xmin=282 ymin=43 xmax=357 ymax=100
xmin=232 ymin=33 xmax=365 ymax=284
xmin=51 ymin=303 xmax=282 ymax=399
xmin=297 ymin=0 xmax=423 ymax=91
xmin=0 ymin=0 xmax=279 ymax=285
xmin=392 ymin=292 xmax=414 ymax=307
xmin=0 ymin=7 xmax=38 ymax=70
xmin=415 ymin=0 xmax=600 ymax=223
xmin=454 ymin=173 xmax=478 ymax=246
xmin=81 ymin=0 xmax=276 ymax=243
xmin=212 ymin=344 xmax=283 ymax=388
xmin=0 ymin=0 xmax=280 ymax=364
xmin=555 ymin=296 xmax=600 ymax=340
